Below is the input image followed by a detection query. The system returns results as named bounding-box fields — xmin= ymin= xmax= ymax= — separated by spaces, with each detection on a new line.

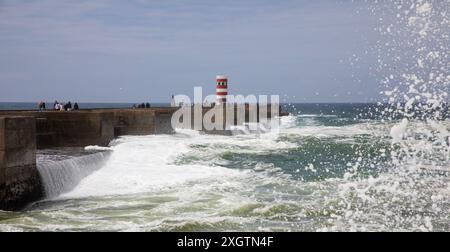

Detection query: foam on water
xmin=61 ymin=134 xmax=245 ymax=198
xmin=37 ymin=152 xmax=111 ymax=199
xmin=84 ymin=146 xmax=113 ymax=151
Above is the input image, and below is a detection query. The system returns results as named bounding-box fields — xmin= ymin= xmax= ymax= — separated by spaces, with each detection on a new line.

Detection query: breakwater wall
xmin=0 ymin=105 xmax=287 ymax=210
xmin=0 ymin=116 xmax=42 ymax=210
xmin=0 ymin=108 xmax=177 ymax=149
xmin=0 ymin=108 xmax=176 ymax=210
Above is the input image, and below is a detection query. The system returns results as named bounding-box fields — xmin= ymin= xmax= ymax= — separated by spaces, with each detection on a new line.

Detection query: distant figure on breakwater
xmin=171 ymin=95 xmax=176 ymax=107
xmin=53 ymin=100 xmax=79 ymax=111
xmin=54 ymin=101 xmax=63 ymax=111
xmin=132 ymin=102 xmax=151 ymax=109
xmin=64 ymin=101 xmax=72 ymax=111
xmin=38 ymin=101 xmax=46 ymax=111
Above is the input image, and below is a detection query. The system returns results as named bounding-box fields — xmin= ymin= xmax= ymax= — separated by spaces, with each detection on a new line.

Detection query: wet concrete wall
xmin=0 ymin=116 xmax=43 ymax=210
xmin=0 ymin=108 xmax=176 ymax=148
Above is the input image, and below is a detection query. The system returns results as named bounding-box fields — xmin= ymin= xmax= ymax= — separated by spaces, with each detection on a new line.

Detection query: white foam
xmin=61 ymin=134 xmax=244 ymax=198
xmin=84 ymin=145 xmax=113 ymax=151
xmin=390 ymin=118 xmax=408 ymax=143
xmin=281 ymin=123 xmax=384 ymax=138
xmin=280 ymin=114 xmax=296 ymax=126
xmin=298 ymin=114 xmax=337 ymax=118
xmin=38 ymin=152 xmax=111 ymax=198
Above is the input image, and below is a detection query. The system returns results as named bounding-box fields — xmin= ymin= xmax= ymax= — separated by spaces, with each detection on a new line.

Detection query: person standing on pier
xmin=64 ymin=101 xmax=72 ymax=111
xmin=38 ymin=101 xmax=46 ymax=111
xmin=171 ymin=95 xmax=176 ymax=107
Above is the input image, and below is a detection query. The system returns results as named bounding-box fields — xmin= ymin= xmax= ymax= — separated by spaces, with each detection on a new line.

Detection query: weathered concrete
xmin=110 ymin=109 xmax=155 ymax=136
xmin=94 ymin=108 xmax=177 ymax=137
xmin=0 ymin=116 xmax=43 ymax=211
xmin=35 ymin=111 xmax=115 ymax=148
xmin=0 ymin=108 xmax=177 ymax=148
xmin=173 ymin=104 xmax=284 ymax=134
xmin=0 ymin=111 xmax=115 ymax=148
xmin=154 ymin=109 xmax=177 ymax=134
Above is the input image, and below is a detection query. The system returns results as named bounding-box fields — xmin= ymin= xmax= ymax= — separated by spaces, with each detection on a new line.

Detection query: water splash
xmin=373 ymin=0 xmax=450 ymax=172
xmin=37 ymin=152 xmax=111 ymax=199
xmin=331 ymin=0 xmax=450 ymax=231
xmin=373 ymin=0 xmax=450 ymax=118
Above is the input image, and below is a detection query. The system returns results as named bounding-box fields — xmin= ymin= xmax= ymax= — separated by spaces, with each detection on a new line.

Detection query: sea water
xmin=0 ymin=103 xmax=449 ymax=232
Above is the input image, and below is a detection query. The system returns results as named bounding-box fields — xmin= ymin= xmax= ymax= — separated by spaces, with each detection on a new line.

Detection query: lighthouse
xmin=216 ymin=75 xmax=228 ymax=104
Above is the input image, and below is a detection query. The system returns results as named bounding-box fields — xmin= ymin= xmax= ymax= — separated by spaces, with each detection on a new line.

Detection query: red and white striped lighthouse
xmin=216 ymin=74 xmax=228 ymax=104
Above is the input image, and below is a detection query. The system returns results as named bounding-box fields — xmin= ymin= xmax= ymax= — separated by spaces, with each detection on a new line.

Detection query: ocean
xmin=0 ymin=103 xmax=449 ymax=231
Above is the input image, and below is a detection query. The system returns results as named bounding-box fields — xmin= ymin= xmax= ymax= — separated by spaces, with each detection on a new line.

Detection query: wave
xmin=84 ymin=146 xmax=113 ymax=151
xmin=281 ymin=123 xmax=387 ymax=138
xmin=60 ymin=134 xmax=245 ymax=199
xmin=37 ymin=151 xmax=111 ymax=199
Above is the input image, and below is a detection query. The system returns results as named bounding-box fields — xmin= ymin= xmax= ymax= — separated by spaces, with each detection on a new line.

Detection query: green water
xmin=0 ymin=104 xmax=449 ymax=231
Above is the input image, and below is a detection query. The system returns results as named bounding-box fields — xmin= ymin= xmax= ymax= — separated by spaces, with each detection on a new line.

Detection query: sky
xmin=0 ymin=0 xmax=382 ymax=103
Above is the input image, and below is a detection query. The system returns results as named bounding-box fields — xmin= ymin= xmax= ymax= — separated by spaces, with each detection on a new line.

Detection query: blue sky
xmin=0 ymin=0 xmax=381 ymax=103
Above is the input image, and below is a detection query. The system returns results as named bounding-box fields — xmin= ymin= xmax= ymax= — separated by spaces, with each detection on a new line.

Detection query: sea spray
xmin=37 ymin=151 xmax=111 ymax=199
xmin=373 ymin=0 xmax=449 ymax=169
xmin=332 ymin=0 xmax=450 ymax=231
xmin=390 ymin=118 xmax=408 ymax=142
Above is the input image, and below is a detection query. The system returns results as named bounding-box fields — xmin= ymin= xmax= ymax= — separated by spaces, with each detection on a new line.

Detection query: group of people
xmin=132 ymin=102 xmax=151 ymax=109
xmin=53 ymin=101 xmax=79 ymax=111
xmin=37 ymin=101 xmax=79 ymax=111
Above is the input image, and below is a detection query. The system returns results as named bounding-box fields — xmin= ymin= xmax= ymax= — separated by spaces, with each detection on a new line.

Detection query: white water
xmin=61 ymin=133 xmax=246 ymax=199
xmin=37 ymin=152 xmax=111 ymax=198
xmin=0 ymin=115 xmax=448 ymax=231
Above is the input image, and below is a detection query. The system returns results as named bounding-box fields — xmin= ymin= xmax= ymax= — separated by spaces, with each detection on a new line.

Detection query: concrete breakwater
xmin=0 ymin=116 xmax=42 ymax=211
xmin=0 ymin=105 xmax=286 ymax=210
xmin=0 ymin=107 xmax=177 ymax=148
